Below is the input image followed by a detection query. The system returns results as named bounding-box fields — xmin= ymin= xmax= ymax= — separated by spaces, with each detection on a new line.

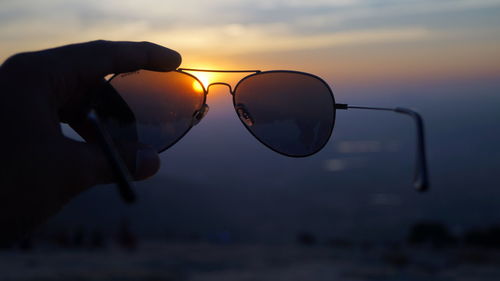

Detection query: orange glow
xmin=195 ymin=73 xmax=211 ymax=88
xmin=192 ymin=80 xmax=205 ymax=93
xmin=184 ymin=69 xmax=223 ymax=90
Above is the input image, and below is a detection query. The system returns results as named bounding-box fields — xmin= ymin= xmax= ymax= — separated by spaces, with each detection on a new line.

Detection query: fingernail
xmin=135 ymin=147 xmax=160 ymax=180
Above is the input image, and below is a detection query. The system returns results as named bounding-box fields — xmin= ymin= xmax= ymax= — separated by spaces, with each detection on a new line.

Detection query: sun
xmin=190 ymin=72 xmax=214 ymax=93
xmin=192 ymin=80 xmax=205 ymax=93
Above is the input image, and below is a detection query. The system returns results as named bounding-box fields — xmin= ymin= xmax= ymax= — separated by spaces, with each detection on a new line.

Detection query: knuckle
xmin=91 ymin=39 xmax=110 ymax=46
xmin=1 ymin=51 xmax=54 ymax=78
xmin=86 ymin=39 xmax=113 ymax=53
xmin=139 ymin=41 xmax=152 ymax=48
xmin=2 ymin=52 xmax=36 ymax=72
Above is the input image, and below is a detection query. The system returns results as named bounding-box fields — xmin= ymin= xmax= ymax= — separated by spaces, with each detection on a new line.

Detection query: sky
xmin=1 ymin=0 xmax=500 ymax=86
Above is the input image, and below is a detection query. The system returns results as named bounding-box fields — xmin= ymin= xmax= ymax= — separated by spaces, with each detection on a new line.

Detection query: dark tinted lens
xmin=234 ymin=71 xmax=335 ymax=156
xmin=106 ymin=70 xmax=205 ymax=152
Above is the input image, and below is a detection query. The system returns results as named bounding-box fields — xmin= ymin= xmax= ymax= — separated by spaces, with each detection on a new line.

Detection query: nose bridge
xmin=179 ymin=68 xmax=261 ymax=96
xmin=206 ymin=82 xmax=234 ymax=95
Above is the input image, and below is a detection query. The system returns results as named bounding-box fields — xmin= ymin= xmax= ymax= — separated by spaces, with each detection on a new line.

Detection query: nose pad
xmin=192 ymin=104 xmax=209 ymax=126
xmin=235 ymin=104 xmax=254 ymax=127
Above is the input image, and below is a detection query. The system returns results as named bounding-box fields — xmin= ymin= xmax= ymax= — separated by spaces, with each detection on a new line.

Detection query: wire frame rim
xmin=231 ymin=70 xmax=337 ymax=158
xmin=108 ymin=69 xmax=208 ymax=153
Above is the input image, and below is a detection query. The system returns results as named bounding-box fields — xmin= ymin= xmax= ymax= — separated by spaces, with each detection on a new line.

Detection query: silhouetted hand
xmin=0 ymin=40 xmax=181 ymax=245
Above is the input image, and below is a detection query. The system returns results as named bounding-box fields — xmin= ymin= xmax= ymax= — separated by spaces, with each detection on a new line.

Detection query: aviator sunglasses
xmin=87 ymin=68 xmax=429 ymax=203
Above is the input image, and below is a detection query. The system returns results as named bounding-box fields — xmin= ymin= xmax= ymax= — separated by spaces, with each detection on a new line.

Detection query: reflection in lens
xmin=108 ymin=70 xmax=205 ymax=152
xmin=234 ymin=71 xmax=335 ymax=157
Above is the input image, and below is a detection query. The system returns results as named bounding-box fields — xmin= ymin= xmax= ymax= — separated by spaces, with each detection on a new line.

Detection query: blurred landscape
xmin=47 ymin=76 xmax=500 ymax=244
xmin=4 ymin=241 xmax=500 ymax=281
xmin=2 ymin=76 xmax=499 ymax=280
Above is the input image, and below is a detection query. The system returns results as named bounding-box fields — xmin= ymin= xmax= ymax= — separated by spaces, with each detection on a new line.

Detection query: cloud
xmin=0 ymin=0 xmax=498 ymax=59
xmin=0 ymin=17 xmax=431 ymax=57
xmin=293 ymin=0 xmax=500 ymax=29
xmin=156 ymin=25 xmax=431 ymax=54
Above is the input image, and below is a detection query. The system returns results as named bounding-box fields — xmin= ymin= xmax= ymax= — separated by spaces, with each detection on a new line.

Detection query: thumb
xmin=115 ymin=141 xmax=161 ymax=182
xmin=130 ymin=144 xmax=161 ymax=181
xmin=64 ymin=138 xmax=160 ymax=188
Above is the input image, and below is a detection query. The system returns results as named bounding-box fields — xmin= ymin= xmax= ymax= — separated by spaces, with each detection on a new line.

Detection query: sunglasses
xmin=87 ymin=68 xmax=429 ymax=203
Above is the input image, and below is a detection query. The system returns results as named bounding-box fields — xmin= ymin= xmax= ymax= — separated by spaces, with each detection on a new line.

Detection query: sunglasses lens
xmin=234 ymin=72 xmax=335 ymax=156
xmin=106 ymin=70 xmax=205 ymax=152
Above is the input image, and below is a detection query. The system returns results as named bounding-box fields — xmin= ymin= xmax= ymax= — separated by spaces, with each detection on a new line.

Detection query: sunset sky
xmin=1 ymin=0 xmax=499 ymax=85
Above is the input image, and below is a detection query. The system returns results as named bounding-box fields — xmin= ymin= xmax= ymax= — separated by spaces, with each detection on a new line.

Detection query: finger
xmin=46 ymin=40 xmax=182 ymax=77
xmin=63 ymin=138 xmax=160 ymax=190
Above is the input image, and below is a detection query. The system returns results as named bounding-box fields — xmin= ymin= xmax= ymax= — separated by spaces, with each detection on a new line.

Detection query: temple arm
xmin=335 ymin=103 xmax=429 ymax=192
xmin=87 ymin=110 xmax=137 ymax=203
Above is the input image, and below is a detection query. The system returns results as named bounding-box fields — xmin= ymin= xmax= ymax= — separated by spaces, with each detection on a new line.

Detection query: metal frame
xmin=87 ymin=109 xmax=136 ymax=203
xmin=176 ymin=69 xmax=336 ymax=157
xmin=179 ymin=68 xmax=428 ymax=191
xmin=178 ymin=68 xmax=260 ymax=95
xmin=334 ymin=104 xmax=428 ymax=192
xmin=98 ymin=68 xmax=429 ymax=203
xmin=230 ymin=70 xmax=336 ymax=158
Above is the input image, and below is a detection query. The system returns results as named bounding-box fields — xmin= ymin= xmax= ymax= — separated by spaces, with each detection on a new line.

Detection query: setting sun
xmin=192 ymin=80 xmax=205 ymax=93
xmin=197 ymin=74 xmax=211 ymax=88
xmin=185 ymin=70 xmax=221 ymax=92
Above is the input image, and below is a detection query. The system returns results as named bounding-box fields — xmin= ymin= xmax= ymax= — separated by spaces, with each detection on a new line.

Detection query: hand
xmin=0 ymin=40 xmax=181 ymax=245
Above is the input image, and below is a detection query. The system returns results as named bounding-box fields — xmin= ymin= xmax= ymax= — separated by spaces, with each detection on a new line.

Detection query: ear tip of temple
xmin=415 ymin=181 xmax=430 ymax=192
